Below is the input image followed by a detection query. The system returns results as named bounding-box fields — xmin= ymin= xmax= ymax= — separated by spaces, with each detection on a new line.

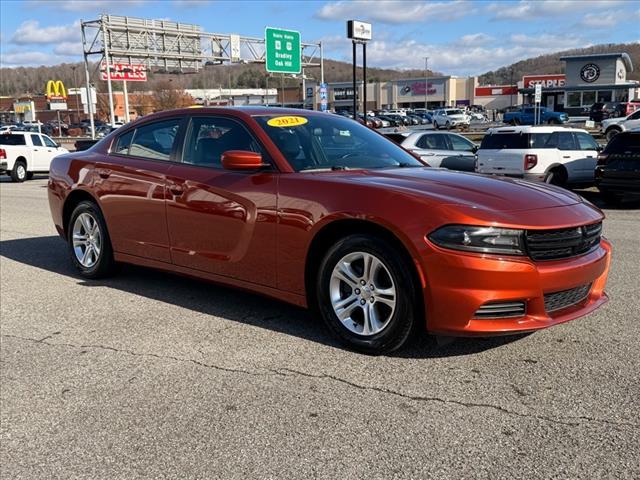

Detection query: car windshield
xmin=254 ymin=114 xmax=425 ymax=172
xmin=446 ymin=109 xmax=464 ymax=115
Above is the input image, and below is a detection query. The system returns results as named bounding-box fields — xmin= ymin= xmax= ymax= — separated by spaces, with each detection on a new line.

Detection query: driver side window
xmin=182 ymin=117 xmax=264 ymax=169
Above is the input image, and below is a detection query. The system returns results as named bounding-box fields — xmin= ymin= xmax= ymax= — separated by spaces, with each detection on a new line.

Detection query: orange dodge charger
xmin=48 ymin=108 xmax=611 ymax=354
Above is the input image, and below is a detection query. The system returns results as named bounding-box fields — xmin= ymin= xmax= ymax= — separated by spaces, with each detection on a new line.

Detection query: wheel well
xmin=606 ymin=125 xmax=622 ymax=133
xmin=546 ymin=164 xmax=568 ymax=177
xmin=62 ymin=190 xmax=98 ymax=238
xmin=15 ymin=156 xmax=27 ymax=165
xmin=304 ymin=219 xmax=424 ymax=314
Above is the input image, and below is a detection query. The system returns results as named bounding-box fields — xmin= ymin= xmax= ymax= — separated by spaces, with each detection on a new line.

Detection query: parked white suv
xmin=432 ymin=109 xmax=470 ymax=130
xmin=0 ymin=131 xmax=68 ymax=182
xmin=476 ymin=126 xmax=601 ymax=187
xmin=601 ymin=109 xmax=640 ymax=141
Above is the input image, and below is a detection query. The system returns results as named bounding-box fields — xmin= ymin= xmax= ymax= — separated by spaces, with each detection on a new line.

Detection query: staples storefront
xmin=520 ymin=52 xmax=639 ymax=115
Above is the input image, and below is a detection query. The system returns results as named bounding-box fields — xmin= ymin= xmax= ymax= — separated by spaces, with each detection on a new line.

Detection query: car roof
xmin=487 ymin=126 xmax=587 ymax=134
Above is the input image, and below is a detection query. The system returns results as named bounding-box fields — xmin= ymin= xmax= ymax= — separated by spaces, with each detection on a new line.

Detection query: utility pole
xmin=71 ymin=65 xmax=80 ymax=122
xmin=363 ymin=43 xmax=367 ymax=116
xmin=352 ymin=40 xmax=357 ymax=118
xmin=510 ymin=68 xmax=514 ymax=108
xmin=424 ymin=57 xmax=429 ymax=110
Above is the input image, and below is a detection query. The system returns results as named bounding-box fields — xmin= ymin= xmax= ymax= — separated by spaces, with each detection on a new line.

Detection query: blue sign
xmin=319 ymin=82 xmax=328 ymax=111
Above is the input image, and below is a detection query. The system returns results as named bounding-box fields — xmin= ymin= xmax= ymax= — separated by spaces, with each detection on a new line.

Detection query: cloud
xmin=457 ymin=33 xmax=494 ymax=46
xmin=0 ymin=51 xmax=62 ymax=67
xmin=29 ymin=0 xmax=147 ymax=12
xmin=316 ymin=0 xmax=473 ymax=23
xmin=171 ymin=0 xmax=211 ymax=6
xmin=578 ymin=12 xmax=623 ymax=29
xmin=324 ymin=32 xmax=589 ymax=76
xmin=52 ymin=42 xmax=84 ymax=56
xmin=10 ymin=20 xmax=80 ymax=45
xmin=487 ymin=0 xmax=623 ymax=21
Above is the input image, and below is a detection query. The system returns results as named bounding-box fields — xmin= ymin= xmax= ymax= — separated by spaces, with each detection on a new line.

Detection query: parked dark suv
xmin=590 ymin=102 xmax=618 ymax=123
xmin=595 ymin=130 xmax=640 ymax=204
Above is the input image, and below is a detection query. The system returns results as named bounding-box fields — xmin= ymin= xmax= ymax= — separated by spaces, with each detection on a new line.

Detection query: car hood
xmin=341 ymin=168 xmax=584 ymax=212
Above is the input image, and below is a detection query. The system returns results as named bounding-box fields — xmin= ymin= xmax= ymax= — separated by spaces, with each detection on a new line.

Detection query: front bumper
xmin=420 ymin=238 xmax=611 ymax=336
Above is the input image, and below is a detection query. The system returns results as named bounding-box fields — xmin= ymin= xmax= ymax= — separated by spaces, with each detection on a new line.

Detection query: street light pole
xmin=424 ymin=57 xmax=429 ymax=110
xmin=510 ymin=68 xmax=514 ymax=108
xmin=72 ymin=65 xmax=80 ymax=123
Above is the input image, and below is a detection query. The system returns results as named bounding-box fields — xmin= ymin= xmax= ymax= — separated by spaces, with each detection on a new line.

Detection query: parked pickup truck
xmin=0 ymin=131 xmax=69 ymax=182
xmin=503 ymin=106 xmax=568 ymax=126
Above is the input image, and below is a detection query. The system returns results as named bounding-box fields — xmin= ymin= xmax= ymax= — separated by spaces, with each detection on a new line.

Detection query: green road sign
xmin=265 ymin=27 xmax=301 ymax=74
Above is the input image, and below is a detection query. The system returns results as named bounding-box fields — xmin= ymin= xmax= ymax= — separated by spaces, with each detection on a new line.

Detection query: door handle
xmin=562 ymin=155 xmax=571 ymax=159
xmin=97 ymin=168 xmax=111 ymax=179
xmin=168 ymin=184 xmax=184 ymax=196
xmin=33 ymin=148 xmax=39 ymax=151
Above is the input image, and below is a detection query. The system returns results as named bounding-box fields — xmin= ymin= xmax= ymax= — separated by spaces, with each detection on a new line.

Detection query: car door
xmin=573 ymin=132 xmax=599 ymax=182
xmin=165 ymin=115 xmax=277 ymax=287
xmin=624 ymin=109 xmax=640 ymax=130
xmin=413 ymin=133 xmax=450 ymax=167
xmin=442 ymin=134 xmax=477 ymax=171
xmin=29 ymin=134 xmax=49 ymax=171
xmin=94 ymin=118 xmax=183 ymax=263
xmin=545 ymin=131 xmax=582 ymax=182
xmin=40 ymin=135 xmax=63 ymax=170
xmin=522 ymin=108 xmax=535 ymax=124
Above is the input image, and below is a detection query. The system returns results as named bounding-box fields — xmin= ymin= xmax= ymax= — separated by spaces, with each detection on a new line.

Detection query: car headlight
xmin=428 ymin=225 xmax=525 ymax=255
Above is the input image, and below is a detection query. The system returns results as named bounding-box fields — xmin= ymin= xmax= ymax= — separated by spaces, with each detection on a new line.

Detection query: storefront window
xmin=597 ymin=91 xmax=612 ymax=102
xmin=582 ymin=91 xmax=596 ymax=107
xmin=614 ymin=90 xmax=629 ymax=102
xmin=567 ymin=92 xmax=581 ymax=107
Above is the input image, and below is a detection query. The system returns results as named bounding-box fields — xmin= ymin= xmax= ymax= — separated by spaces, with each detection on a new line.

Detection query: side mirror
xmin=596 ymin=144 xmax=604 ymax=151
xmin=221 ymin=150 xmax=269 ymax=171
xmin=471 ymin=145 xmax=479 ymax=153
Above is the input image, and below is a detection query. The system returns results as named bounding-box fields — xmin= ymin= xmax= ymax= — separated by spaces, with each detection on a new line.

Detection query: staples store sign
xmin=101 ymin=63 xmax=147 ymax=82
xmin=523 ymin=74 xmax=566 ymax=89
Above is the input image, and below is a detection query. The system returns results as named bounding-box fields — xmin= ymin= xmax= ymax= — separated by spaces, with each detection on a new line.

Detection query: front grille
xmin=474 ymin=301 xmax=526 ymax=319
xmin=525 ymin=222 xmax=602 ymax=261
xmin=544 ymin=284 xmax=592 ymax=313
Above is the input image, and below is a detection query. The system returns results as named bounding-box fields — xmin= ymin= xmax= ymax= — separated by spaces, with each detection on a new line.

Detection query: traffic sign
xmin=319 ymin=82 xmax=328 ymax=111
xmin=534 ymin=83 xmax=542 ymax=103
xmin=265 ymin=27 xmax=301 ymax=74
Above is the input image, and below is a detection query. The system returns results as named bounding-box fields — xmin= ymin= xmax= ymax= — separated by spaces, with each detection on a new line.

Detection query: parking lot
xmin=1 ymin=177 xmax=639 ymax=478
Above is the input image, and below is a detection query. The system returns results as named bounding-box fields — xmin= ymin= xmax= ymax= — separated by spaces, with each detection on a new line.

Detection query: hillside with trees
xmin=0 ymin=59 xmax=436 ymax=97
xmin=479 ymin=43 xmax=640 ymax=85
xmin=2 ymin=42 xmax=638 ymax=97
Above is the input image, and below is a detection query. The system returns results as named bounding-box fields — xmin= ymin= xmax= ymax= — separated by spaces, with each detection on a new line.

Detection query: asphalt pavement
xmin=1 ymin=176 xmax=639 ymax=479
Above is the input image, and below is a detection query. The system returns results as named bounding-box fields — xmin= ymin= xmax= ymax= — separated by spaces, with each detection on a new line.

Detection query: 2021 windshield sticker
xmin=266 ymin=116 xmax=308 ymax=127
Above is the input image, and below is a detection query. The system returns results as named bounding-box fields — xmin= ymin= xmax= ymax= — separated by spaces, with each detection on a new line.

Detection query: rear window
xmin=480 ymin=132 xmax=553 ymax=150
xmin=0 ymin=134 xmax=26 ymax=146
xmin=604 ymin=133 xmax=640 ymax=154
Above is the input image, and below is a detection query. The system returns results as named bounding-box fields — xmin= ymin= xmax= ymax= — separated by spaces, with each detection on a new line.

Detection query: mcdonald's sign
xmin=46 ymin=80 xmax=67 ymax=100
xmin=46 ymin=80 xmax=68 ymax=110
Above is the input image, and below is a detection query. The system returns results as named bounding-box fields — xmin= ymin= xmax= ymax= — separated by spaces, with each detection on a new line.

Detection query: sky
xmin=1 ymin=0 xmax=639 ymax=76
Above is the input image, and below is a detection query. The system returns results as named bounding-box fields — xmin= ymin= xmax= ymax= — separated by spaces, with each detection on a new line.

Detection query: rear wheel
xmin=433 ymin=120 xmax=439 ymax=129
xmin=316 ymin=234 xmax=418 ymax=355
xmin=68 ymin=201 xmax=116 ymax=279
xmin=10 ymin=161 xmax=27 ymax=182
xmin=544 ymin=167 xmax=568 ymax=188
xmin=445 ymin=121 xmax=451 ymax=130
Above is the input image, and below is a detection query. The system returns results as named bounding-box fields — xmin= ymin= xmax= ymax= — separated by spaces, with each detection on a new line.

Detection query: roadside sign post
xmin=534 ymin=83 xmax=542 ymax=126
xmin=347 ymin=20 xmax=372 ymax=119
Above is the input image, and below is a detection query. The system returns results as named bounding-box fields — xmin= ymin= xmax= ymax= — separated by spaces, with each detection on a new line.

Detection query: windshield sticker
xmin=267 ymin=116 xmax=308 ymax=127
xmin=339 ymin=130 xmax=351 ymax=136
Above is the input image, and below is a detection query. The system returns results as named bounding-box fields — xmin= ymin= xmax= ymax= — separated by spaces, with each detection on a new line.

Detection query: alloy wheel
xmin=329 ymin=251 xmax=396 ymax=336
xmin=72 ymin=212 xmax=102 ymax=268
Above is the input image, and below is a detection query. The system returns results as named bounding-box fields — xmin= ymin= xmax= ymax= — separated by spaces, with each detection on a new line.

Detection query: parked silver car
xmin=399 ymin=131 xmax=478 ymax=171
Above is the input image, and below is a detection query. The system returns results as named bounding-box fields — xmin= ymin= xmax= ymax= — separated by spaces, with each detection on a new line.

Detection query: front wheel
xmin=68 ymin=201 xmax=116 ymax=279
xmin=316 ymin=235 xmax=418 ymax=354
xmin=433 ymin=121 xmax=439 ymax=129
xmin=605 ymin=128 xmax=620 ymax=142
xmin=544 ymin=168 xmax=567 ymax=188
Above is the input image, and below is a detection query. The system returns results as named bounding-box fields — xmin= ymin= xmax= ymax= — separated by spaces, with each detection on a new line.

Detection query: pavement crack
xmin=1 ymin=334 xmax=264 ymax=378
xmin=273 ymin=367 xmax=640 ymax=431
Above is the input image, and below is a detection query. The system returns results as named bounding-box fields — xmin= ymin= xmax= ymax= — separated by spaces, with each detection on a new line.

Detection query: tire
xmin=10 ymin=161 xmax=27 ymax=183
xmin=544 ymin=168 xmax=568 ymax=188
xmin=433 ymin=121 xmax=439 ymax=130
xmin=605 ymin=128 xmax=620 ymax=142
xmin=26 ymin=172 xmax=34 ymax=180
xmin=67 ymin=200 xmax=116 ymax=279
xmin=445 ymin=122 xmax=451 ymax=130
xmin=316 ymin=234 xmax=418 ymax=355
